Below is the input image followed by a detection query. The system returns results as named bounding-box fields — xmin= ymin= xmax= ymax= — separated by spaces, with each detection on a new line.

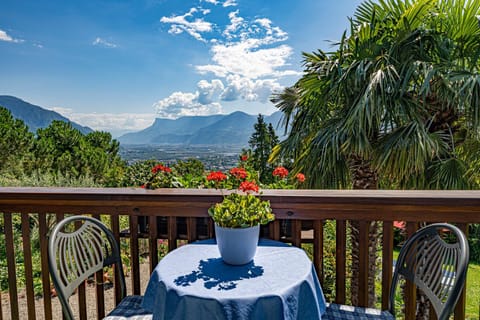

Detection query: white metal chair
xmin=48 ymin=215 xmax=152 ymax=320
xmin=323 ymin=223 xmax=469 ymax=320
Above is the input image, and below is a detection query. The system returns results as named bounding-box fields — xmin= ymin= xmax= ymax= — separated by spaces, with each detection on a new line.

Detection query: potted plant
xmin=206 ymin=166 xmax=275 ymax=265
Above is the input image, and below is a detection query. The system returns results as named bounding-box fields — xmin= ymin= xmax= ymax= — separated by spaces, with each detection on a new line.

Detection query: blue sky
xmin=0 ymin=0 xmax=363 ymax=135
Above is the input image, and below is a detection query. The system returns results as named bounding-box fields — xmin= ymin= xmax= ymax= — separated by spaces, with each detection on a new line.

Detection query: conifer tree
xmin=248 ymin=114 xmax=279 ymax=183
xmin=0 ymin=107 xmax=34 ymax=173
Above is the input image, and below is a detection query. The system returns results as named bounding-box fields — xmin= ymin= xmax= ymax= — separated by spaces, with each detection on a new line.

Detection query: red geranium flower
xmin=393 ymin=221 xmax=406 ymax=230
xmin=229 ymin=167 xmax=247 ymax=179
xmin=273 ymin=166 xmax=289 ymax=179
xmin=296 ymin=173 xmax=306 ymax=183
xmin=239 ymin=181 xmax=259 ymax=193
xmin=240 ymin=154 xmax=248 ymax=161
xmin=207 ymin=171 xmax=227 ymax=182
xmin=151 ymin=164 xmax=171 ymax=174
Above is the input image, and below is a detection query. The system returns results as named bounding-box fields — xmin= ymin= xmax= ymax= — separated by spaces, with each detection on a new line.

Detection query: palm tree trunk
xmin=349 ymin=155 xmax=379 ymax=307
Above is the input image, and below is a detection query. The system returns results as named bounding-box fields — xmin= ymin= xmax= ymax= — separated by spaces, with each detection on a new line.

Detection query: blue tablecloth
xmin=142 ymin=239 xmax=327 ymax=320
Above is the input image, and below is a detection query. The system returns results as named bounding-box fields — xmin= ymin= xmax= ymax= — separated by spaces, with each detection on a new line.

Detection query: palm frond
xmin=374 ymin=121 xmax=448 ymax=181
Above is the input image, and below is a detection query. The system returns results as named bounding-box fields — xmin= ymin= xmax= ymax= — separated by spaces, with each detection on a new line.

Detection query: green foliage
xmin=0 ymin=214 xmax=45 ymax=296
xmin=302 ymin=220 xmax=340 ymax=301
xmin=0 ymin=107 xmax=34 ymax=175
xmin=173 ymin=158 xmax=205 ymax=188
xmin=208 ymin=192 xmax=274 ymax=228
xmin=32 ymin=121 xmax=126 ymax=185
xmin=0 ymin=171 xmax=101 ymax=187
xmin=272 ymin=0 xmax=480 ymax=190
xmin=83 ymin=131 xmax=126 ymax=186
xmin=119 ymin=159 xmax=159 ymax=187
xmin=264 ymin=166 xmax=307 ymax=189
xmin=248 ymin=114 xmax=280 ymax=184
xmin=145 ymin=163 xmax=183 ymax=189
xmin=0 ymin=111 xmax=125 ymax=187
xmin=120 ymin=159 xmax=206 ymax=189
xmin=468 ymin=224 xmax=480 ymax=263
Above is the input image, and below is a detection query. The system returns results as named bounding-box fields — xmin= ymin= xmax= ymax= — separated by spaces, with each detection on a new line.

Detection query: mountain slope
xmin=118 ymin=111 xmax=284 ymax=145
xmin=120 ymin=114 xmax=224 ymax=144
xmin=188 ymin=111 xmax=257 ymax=144
xmin=0 ymin=95 xmax=93 ymax=134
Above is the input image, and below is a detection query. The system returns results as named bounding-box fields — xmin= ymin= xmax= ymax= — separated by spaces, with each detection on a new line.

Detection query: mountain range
xmin=0 ymin=95 xmax=285 ymax=146
xmin=117 ymin=111 xmax=284 ymax=145
xmin=0 ymin=95 xmax=92 ymax=134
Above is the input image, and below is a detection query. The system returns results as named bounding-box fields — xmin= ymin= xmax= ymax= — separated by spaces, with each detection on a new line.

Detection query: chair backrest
xmin=388 ymin=223 xmax=469 ymax=320
xmin=48 ymin=216 xmax=126 ymax=320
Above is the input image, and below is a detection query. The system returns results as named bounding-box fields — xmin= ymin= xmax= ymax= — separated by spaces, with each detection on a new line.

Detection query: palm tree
xmin=272 ymin=0 xmax=480 ymax=311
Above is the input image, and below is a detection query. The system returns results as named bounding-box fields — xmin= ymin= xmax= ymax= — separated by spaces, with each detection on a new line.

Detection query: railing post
xmin=291 ymin=219 xmax=302 ymax=247
xmin=168 ymin=216 xmax=178 ymax=251
xmin=110 ymin=214 xmax=123 ymax=305
xmin=21 ymin=213 xmax=36 ymax=320
xmin=39 ymin=213 xmax=53 ymax=320
xmin=381 ymin=221 xmax=394 ymax=311
xmin=129 ymin=212 xmax=140 ymax=295
xmin=186 ymin=217 xmax=197 ymax=243
xmin=269 ymin=220 xmax=280 ymax=241
xmin=4 ymin=212 xmax=19 ymax=320
xmin=358 ymin=220 xmax=369 ymax=307
xmin=335 ymin=220 xmax=346 ymax=304
xmin=313 ymin=220 xmax=324 ymax=285
xmin=149 ymin=215 xmax=159 ymax=273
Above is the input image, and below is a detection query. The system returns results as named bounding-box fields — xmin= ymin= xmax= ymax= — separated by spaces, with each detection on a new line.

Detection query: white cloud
xmin=220 ymin=75 xmax=282 ymax=102
xmin=50 ymin=107 xmax=156 ymax=131
xmin=154 ymin=90 xmax=223 ymax=119
xmin=195 ymin=14 xmax=295 ymax=79
xmin=223 ymin=0 xmax=237 ymax=7
xmin=92 ymin=37 xmax=117 ymax=48
xmin=201 ymin=0 xmax=236 ymax=6
xmin=197 ymin=79 xmax=224 ymax=104
xmin=0 ymin=29 xmax=23 ymax=43
xmin=223 ymin=10 xmax=244 ymax=39
xmin=196 ymin=42 xmax=294 ymax=79
xmin=160 ymin=7 xmax=213 ymax=42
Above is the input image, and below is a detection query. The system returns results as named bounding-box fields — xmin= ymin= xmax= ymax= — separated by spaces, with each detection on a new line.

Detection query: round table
xmin=142 ymin=239 xmax=326 ymax=320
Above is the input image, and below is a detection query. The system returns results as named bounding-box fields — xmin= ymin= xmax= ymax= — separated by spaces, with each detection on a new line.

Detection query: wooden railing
xmin=0 ymin=187 xmax=479 ymax=320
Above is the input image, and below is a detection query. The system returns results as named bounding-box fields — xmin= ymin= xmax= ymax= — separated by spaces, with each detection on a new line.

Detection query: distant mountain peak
xmin=0 ymin=95 xmax=93 ymax=134
xmin=118 ymin=110 xmax=284 ymax=146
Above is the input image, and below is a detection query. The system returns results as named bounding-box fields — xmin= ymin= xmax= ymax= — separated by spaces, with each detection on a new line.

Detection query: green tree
xmin=33 ymin=121 xmax=125 ymax=185
xmin=33 ymin=120 xmax=84 ymax=176
xmin=248 ymin=114 xmax=280 ymax=184
xmin=83 ymin=131 xmax=125 ymax=186
xmin=0 ymin=107 xmax=34 ymax=175
xmin=272 ymin=0 xmax=480 ymax=308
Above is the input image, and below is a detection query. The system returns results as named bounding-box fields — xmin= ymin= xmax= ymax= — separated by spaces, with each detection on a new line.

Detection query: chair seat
xmin=323 ymin=303 xmax=395 ymax=319
xmin=103 ymin=295 xmax=152 ymax=320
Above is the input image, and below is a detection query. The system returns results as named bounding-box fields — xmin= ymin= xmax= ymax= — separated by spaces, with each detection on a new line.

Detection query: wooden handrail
xmin=1 ymin=188 xmax=479 ymax=219
xmin=0 ymin=187 xmax=479 ymax=320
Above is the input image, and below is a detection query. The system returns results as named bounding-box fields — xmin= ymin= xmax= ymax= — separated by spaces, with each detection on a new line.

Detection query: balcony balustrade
xmin=0 ymin=187 xmax=479 ymax=320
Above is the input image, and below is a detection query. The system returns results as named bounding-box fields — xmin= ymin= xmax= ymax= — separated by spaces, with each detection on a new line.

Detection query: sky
xmin=0 ymin=0 xmax=363 ymax=136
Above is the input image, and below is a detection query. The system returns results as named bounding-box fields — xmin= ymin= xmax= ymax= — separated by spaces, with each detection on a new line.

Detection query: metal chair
xmin=48 ymin=215 xmax=152 ymax=320
xmin=324 ymin=223 xmax=469 ymax=320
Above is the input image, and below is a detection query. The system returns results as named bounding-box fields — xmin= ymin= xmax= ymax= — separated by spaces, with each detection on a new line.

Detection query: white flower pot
xmin=214 ymin=224 xmax=260 ymax=265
